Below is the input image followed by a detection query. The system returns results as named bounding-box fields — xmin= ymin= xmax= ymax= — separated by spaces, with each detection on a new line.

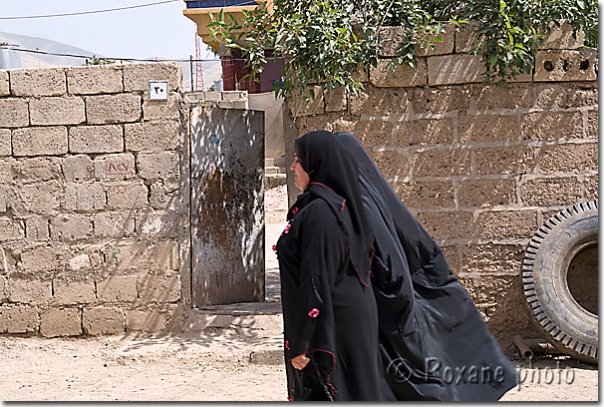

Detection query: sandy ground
xmin=0 ymin=185 xmax=598 ymax=402
xmin=0 ymin=333 xmax=598 ymax=402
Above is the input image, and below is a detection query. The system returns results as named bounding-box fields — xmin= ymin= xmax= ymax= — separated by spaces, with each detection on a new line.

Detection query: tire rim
xmin=564 ymin=240 xmax=598 ymax=317
xmin=557 ymin=236 xmax=599 ymax=325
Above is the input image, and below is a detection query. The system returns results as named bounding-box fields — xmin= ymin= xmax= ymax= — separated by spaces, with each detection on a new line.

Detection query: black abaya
xmin=275 ymin=131 xmax=396 ymax=401
xmin=335 ymin=131 xmax=519 ymax=401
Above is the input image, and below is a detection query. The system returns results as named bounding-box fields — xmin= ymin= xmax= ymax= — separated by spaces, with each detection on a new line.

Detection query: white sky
xmin=0 ymin=0 xmax=214 ymax=60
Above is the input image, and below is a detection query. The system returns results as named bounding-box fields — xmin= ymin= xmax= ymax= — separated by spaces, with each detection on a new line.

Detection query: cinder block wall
xmin=286 ymin=22 xmax=598 ymax=350
xmin=0 ymin=62 xmax=190 ymax=337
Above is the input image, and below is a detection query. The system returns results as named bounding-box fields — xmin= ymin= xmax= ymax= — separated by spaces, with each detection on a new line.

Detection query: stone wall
xmin=0 ymin=62 xmax=190 ymax=336
xmin=285 ymin=22 xmax=598 ymax=350
xmin=0 ymin=22 xmax=597 ymax=349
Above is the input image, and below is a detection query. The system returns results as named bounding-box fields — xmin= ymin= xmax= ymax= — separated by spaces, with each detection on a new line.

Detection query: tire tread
xmin=521 ymin=200 xmax=598 ymax=364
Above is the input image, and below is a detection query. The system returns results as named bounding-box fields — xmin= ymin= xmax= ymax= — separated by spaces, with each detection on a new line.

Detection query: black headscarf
xmin=292 ymin=130 xmax=373 ymax=287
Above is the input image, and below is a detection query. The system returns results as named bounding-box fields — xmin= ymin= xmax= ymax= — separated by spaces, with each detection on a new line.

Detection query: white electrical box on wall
xmin=148 ymin=80 xmax=169 ymax=100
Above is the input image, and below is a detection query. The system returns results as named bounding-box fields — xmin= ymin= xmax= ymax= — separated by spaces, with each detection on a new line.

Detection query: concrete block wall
xmin=0 ymin=62 xmax=190 ymax=337
xmin=184 ymin=91 xmax=249 ymax=110
xmin=286 ymin=22 xmax=598 ymax=350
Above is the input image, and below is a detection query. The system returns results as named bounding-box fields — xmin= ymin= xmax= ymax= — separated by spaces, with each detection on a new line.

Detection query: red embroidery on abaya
xmin=308 ymin=308 xmax=320 ymax=318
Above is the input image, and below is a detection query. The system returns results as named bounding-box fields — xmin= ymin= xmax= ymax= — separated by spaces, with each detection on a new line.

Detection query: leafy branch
xmin=207 ymin=0 xmax=598 ymax=97
xmin=83 ymin=55 xmax=115 ymax=66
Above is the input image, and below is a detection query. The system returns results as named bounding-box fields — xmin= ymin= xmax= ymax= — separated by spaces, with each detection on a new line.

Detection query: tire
xmin=522 ymin=201 xmax=598 ymax=364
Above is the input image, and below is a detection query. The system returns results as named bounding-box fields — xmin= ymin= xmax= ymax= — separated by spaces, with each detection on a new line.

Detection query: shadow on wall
xmin=92 ymin=151 xmax=185 ymax=336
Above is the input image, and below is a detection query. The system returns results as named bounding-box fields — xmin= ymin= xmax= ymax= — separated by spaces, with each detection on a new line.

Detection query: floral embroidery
xmin=291 ymin=207 xmax=299 ymax=216
xmin=287 ymin=396 xmax=295 ymax=402
xmin=285 ymin=340 xmax=290 ymax=350
xmin=308 ymin=308 xmax=320 ymax=319
xmin=283 ymin=223 xmax=291 ymax=234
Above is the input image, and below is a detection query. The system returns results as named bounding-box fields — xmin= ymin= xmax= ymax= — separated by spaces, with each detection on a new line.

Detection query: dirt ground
xmin=0 ymin=333 xmax=598 ymax=402
xmin=0 ymin=185 xmax=598 ymax=402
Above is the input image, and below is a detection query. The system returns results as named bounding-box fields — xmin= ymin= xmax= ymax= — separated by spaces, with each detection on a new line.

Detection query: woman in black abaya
xmin=334 ymin=131 xmax=519 ymax=401
xmin=275 ymin=130 xmax=396 ymax=401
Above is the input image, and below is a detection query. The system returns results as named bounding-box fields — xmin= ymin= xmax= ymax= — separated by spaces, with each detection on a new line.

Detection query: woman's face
xmin=290 ymin=154 xmax=310 ymax=191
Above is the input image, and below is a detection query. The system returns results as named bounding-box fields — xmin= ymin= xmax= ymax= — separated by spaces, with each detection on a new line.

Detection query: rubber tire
xmin=522 ymin=201 xmax=598 ymax=364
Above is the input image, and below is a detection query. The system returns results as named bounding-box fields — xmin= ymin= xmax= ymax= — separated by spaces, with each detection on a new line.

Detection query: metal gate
xmin=190 ymin=106 xmax=265 ymax=307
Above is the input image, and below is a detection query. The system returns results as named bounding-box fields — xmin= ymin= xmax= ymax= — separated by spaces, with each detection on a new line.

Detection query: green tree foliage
xmin=83 ymin=55 xmax=115 ymax=66
xmin=208 ymin=0 xmax=598 ymax=98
